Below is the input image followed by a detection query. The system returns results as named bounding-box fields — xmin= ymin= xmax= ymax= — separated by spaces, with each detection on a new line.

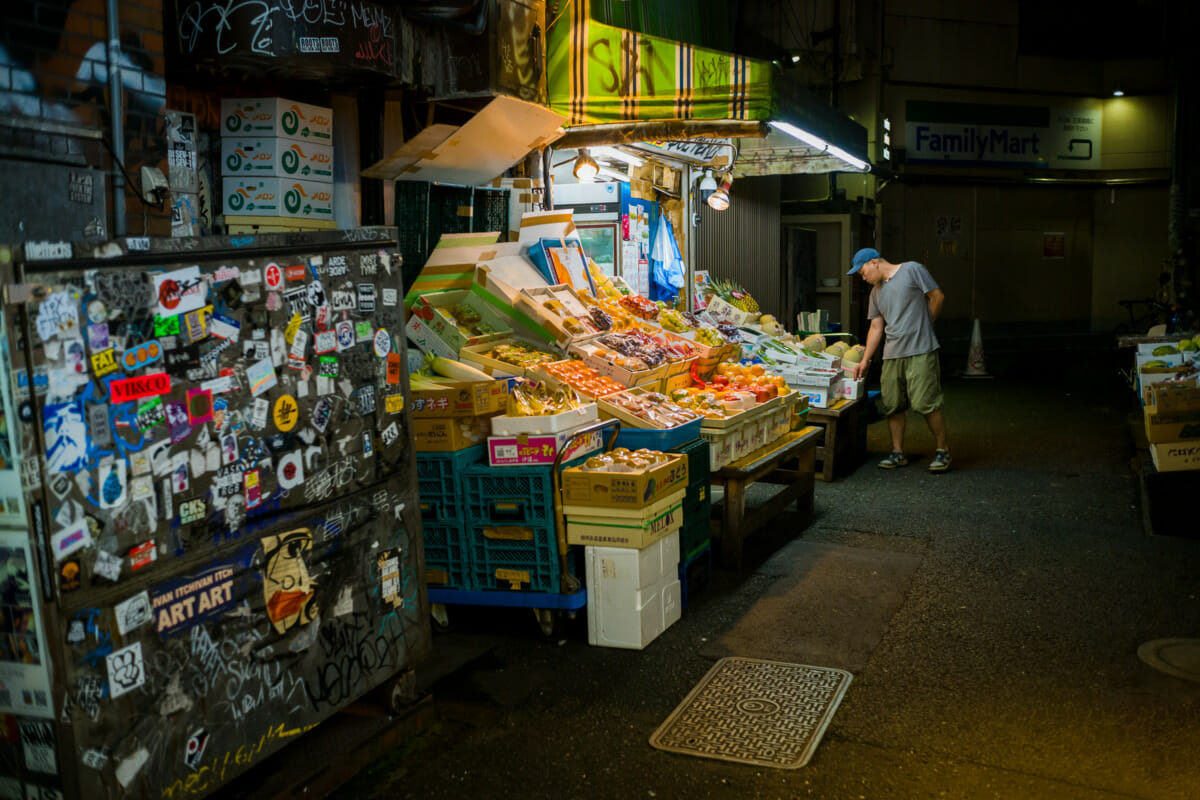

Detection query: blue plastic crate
xmin=613 ymin=418 xmax=703 ymax=452
xmin=678 ymin=543 xmax=711 ymax=609
xmin=421 ymin=521 xmax=472 ymax=590
xmin=416 ymin=445 xmax=485 ymax=523
xmin=466 ymin=522 xmax=564 ymax=593
xmin=462 ymin=454 xmax=589 ymax=528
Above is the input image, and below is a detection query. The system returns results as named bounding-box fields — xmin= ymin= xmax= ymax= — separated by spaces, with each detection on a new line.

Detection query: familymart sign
xmin=904 ymin=100 xmax=1102 ymax=169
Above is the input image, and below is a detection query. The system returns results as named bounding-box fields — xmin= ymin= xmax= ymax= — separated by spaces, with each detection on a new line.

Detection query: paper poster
xmin=0 ymin=531 xmax=54 ymax=719
xmin=35 ymin=290 xmax=79 ymax=342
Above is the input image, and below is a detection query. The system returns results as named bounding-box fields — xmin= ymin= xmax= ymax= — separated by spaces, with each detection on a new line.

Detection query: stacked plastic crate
xmin=416 ymin=446 xmax=485 ymax=589
xmin=671 ymin=437 xmax=713 ymax=607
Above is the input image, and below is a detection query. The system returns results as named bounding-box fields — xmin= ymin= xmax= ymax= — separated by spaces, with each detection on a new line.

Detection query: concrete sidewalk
xmin=327 ymin=362 xmax=1200 ymax=800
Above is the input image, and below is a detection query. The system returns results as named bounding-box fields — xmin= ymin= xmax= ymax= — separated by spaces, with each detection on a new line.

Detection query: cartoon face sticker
xmin=261 ymin=528 xmax=317 ymax=634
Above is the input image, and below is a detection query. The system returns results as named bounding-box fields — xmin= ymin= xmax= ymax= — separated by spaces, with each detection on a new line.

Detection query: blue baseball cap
xmin=848 ymin=248 xmax=880 ymax=275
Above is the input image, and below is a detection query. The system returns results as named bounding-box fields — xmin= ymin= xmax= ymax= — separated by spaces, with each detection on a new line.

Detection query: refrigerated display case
xmin=0 ymin=229 xmax=430 ymax=799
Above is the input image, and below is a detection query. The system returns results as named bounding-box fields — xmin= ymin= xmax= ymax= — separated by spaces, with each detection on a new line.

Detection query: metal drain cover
xmin=649 ymin=657 xmax=852 ymax=769
xmin=1137 ymin=638 xmax=1200 ymax=683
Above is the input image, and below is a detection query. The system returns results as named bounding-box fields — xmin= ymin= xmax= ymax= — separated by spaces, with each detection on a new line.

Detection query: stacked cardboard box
xmin=219 ymin=98 xmax=334 ymax=225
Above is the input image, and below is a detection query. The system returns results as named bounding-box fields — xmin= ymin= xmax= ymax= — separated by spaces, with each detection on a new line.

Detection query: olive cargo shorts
xmin=879 ymin=351 xmax=944 ymax=417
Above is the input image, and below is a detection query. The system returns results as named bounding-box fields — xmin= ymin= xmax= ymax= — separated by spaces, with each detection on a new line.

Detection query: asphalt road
xmin=329 ymin=353 xmax=1200 ymax=800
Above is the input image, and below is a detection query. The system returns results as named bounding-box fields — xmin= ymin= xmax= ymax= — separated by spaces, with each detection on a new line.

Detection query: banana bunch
xmin=508 ymin=379 xmax=582 ymax=417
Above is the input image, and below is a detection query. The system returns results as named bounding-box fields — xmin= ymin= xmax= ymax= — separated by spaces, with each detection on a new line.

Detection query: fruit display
xmin=481 ymin=342 xmax=560 ymax=370
xmin=842 ymin=344 xmax=867 ymax=365
xmin=596 ymin=332 xmax=669 ymax=368
xmin=706 ymin=279 xmax=760 ymax=313
xmin=601 ymin=389 xmax=701 ymax=428
xmin=587 ymin=260 xmax=621 ymax=299
xmin=703 ymin=361 xmax=788 ymax=403
xmin=693 ymin=327 xmax=726 ymax=348
xmin=619 ymin=293 xmax=660 ymax=320
xmin=659 ymin=308 xmax=689 ymax=332
xmin=507 ymin=379 xmax=583 ymax=417
xmin=582 ymin=448 xmax=671 ymax=472
xmin=538 ymin=360 xmax=625 ymax=398
xmin=587 ymin=293 xmax=640 ymax=331
xmin=665 ymin=388 xmax=735 ymax=420
xmin=758 ymin=314 xmax=786 ymax=336
xmin=436 ymin=303 xmax=500 ymax=337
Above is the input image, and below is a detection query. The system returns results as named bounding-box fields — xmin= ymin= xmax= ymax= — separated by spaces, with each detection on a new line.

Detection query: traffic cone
xmin=962 ymin=318 xmax=991 ymax=378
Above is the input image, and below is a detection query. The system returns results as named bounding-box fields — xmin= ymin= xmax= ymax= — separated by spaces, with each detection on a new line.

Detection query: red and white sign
xmin=286 ymin=265 xmax=307 ymax=282
xmin=314 ymin=330 xmax=337 ymax=354
xmin=264 ymin=262 xmax=284 ymax=291
xmin=110 ymin=372 xmax=170 ymax=404
xmin=153 ymin=266 xmax=205 ymax=315
xmin=129 ymin=540 xmax=157 ymax=571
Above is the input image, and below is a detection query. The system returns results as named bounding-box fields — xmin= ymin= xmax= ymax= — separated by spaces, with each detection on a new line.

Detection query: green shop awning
xmin=547 ymin=0 xmax=871 ymax=175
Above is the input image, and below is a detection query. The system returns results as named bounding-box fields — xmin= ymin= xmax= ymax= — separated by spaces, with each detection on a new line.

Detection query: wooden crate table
xmin=708 ymin=427 xmax=821 ymax=569
xmin=807 ymin=397 xmax=867 ymax=481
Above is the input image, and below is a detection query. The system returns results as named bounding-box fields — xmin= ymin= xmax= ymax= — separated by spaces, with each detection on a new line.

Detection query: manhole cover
xmin=649 ymin=657 xmax=852 ymax=769
xmin=1137 ymin=638 xmax=1200 ymax=683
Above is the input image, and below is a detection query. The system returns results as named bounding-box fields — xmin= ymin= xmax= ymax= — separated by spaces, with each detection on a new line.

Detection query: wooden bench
xmin=709 ymin=427 xmax=821 ymax=569
xmin=806 ymin=397 xmax=867 ymax=481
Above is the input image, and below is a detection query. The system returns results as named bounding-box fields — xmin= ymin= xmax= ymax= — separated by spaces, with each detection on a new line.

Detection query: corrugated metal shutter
xmin=695 ymin=175 xmax=782 ymax=317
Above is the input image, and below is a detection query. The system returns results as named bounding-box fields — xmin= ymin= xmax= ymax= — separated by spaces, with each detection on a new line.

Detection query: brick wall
xmin=1 ymin=0 xmax=171 ymax=237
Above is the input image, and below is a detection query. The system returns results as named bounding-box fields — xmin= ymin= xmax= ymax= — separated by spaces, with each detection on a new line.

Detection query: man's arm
xmin=855 ymin=316 xmax=885 ymax=380
xmin=927 ymin=288 xmax=945 ymax=322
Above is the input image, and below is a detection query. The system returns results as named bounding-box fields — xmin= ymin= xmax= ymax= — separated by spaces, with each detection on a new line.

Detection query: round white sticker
xmin=373 ymin=329 xmax=391 ymax=357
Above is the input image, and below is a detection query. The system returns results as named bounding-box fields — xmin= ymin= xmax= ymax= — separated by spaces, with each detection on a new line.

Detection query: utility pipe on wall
xmin=105 ymin=0 xmax=126 ymax=236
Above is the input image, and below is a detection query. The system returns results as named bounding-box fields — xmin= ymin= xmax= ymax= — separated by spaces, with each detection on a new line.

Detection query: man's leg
xmin=888 ymin=411 xmax=906 ymax=453
xmin=924 ymin=409 xmax=947 ymax=451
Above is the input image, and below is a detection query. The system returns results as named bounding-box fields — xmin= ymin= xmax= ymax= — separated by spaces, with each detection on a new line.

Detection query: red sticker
xmin=130 ymin=540 xmax=157 ymax=571
xmin=286 ymin=265 xmax=307 ymax=281
xmin=265 ymin=262 xmax=283 ymax=290
xmin=110 ymin=372 xmax=170 ymax=404
xmin=386 ymin=353 xmax=401 ymax=385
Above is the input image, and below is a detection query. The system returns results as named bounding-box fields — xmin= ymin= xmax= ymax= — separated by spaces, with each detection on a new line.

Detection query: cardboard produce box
xmin=409 ymin=289 xmax=511 ymax=354
xmin=221 ymin=97 xmax=332 ymax=143
xmin=410 ymin=379 xmax=508 ymax=417
xmin=413 ymin=414 xmax=495 ymax=452
xmin=1149 ymin=440 xmax=1200 ymax=472
xmin=1143 ymin=406 xmax=1200 ymax=443
xmin=565 ymin=491 xmax=684 ymax=548
xmin=222 ymin=177 xmax=333 ymax=221
xmin=221 ymin=138 xmax=334 ymax=182
xmin=486 ymin=427 xmax=604 ymax=467
xmin=561 ymin=453 xmax=688 ymax=508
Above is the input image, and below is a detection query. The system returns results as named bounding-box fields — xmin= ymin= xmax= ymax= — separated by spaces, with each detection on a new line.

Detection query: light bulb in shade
xmin=707 ymin=174 xmax=732 ymax=211
xmin=1112 ymin=87 xmax=1125 ymax=97
xmin=573 ymin=150 xmax=599 ymax=181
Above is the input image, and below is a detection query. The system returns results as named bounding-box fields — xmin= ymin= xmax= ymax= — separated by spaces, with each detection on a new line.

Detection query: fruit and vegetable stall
xmin=403 ymin=214 xmax=870 ymax=647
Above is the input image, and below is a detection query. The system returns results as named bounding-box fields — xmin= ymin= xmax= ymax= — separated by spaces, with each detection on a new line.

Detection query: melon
xmin=802 ymin=333 xmax=826 ymax=351
xmin=842 ymin=345 xmax=865 ymax=364
xmin=1180 ymin=339 xmax=1199 ymax=352
xmin=824 ymin=341 xmax=848 ymax=357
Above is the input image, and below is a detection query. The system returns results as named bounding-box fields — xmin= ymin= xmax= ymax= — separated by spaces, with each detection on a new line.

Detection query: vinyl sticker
xmin=247 ymin=358 xmax=277 ymax=396
xmin=273 ymin=394 xmax=299 ymax=432
xmin=355 ymin=320 xmax=373 ymax=343
xmin=277 ymin=451 xmax=305 ymax=489
xmin=284 ymin=312 xmax=301 ymax=344
xmin=44 ymin=399 xmax=88 ymax=473
xmin=381 ymin=421 xmax=400 ymax=447
xmin=373 ymin=329 xmax=391 ymax=357
xmin=182 ymin=308 xmax=207 ymax=343
xmin=385 ymin=394 xmax=405 ymax=414
xmin=311 ymin=396 xmax=333 ymax=433
xmin=179 ymin=498 xmax=206 ymax=525
xmin=220 ymin=433 xmax=239 ymax=465
xmin=362 ymin=431 xmax=374 ymax=458
xmin=105 ymin=641 xmax=145 ymax=699
xmin=91 ymin=348 xmax=120 ymax=377
xmin=306 ymin=281 xmax=326 ymax=307
xmin=153 ymin=315 xmax=180 ymax=337
xmin=35 ymin=290 xmax=80 ymax=341
xmin=184 ymin=730 xmax=209 ymax=771
xmin=289 ymin=329 xmax=309 ymax=362
xmin=318 ymin=355 xmax=338 ymax=378
xmin=114 ymin=591 xmax=153 ymax=635
xmin=330 ymin=290 xmax=355 ymax=311
xmin=251 ymin=397 xmax=270 ymax=429
xmin=357 ymin=283 xmax=376 ymax=312
xmin=121 ymin=340 xmax=162 ymax=371
xmin=208 ymin=312 xmax=241 ymax=341
xmin=153 ymin=266 xmax=205 ymax=315
xmin=386 ymin=353 xmax=401 ymax=384
xmin=88 ymin=403 xmax=114 ymax=447
xmin=264 ymin=262 xmax=284 ymax=291
xmin=244 ymin=469 xmax=261 ymax=510
xmin=135 ymin=398 xmax=165 ymax=431
xmin=110 ymin=372 xmax=171 ymax=404
xmin=93 ymin=549 xmax=122 ymax=582
xmin=382 ymin=287 xmax=398 ymax=306
xmin=286 ymin=265 xmax=307 ymax=282
xmin=172 ymin=461 xmax=189 ymax=494
xmin=186 ymin=388 xmax=213 ymax=424
xmin=314 ymin=330 xmax=337 ymax=354
xmin=129 ymin=541 xmax=156 ymax=571
xmin=51 ymin=519 xmax=92 ymax=562
xmin=315 ymin=303 xmax=330 ymax=330
xmin=98 ymin=459 xmax=128 ymax=510
xmin=59 ymin=559 xmax=81 ymax=592
xmin=378 ymin=549 xmax=401 ymax=608
xmin=335 ymin=320 xmax=355 ymax=351
xmin=87 ymin=322 xmax=110 ymax=350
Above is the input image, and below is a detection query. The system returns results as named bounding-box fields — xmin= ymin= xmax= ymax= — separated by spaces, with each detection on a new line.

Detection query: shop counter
xmin=709 ymin=426 xmax=821 ymax=569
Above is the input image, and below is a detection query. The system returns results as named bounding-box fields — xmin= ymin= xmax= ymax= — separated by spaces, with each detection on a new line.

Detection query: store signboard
xmin=904 ymin=100 xmax=1102 ymax=169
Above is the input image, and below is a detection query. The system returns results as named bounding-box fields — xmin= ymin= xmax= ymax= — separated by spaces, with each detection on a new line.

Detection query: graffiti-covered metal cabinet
xmin=0 ymin=230 xmax=431 ymax=799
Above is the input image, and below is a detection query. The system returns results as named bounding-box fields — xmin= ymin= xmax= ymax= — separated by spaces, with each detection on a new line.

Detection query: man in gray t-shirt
xmin=847 ymin=248 xmax=951 ymax=472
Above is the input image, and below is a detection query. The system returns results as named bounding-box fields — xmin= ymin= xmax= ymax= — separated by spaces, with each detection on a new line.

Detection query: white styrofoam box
xmin=585 ymin=532 xmax=679 ymax=595
xmin=489 ymin=403 xmax=598 ymax=435
xmin=405 ymin=315 xmax=457 ymax=361
xmin=787 ymin=367 xmax=842 ymax=408
xmin=222 ymin=177 xmax=333 ymax=221
xmin=839 ymin=378 xmax=866 ymax=400
xmin=221 ymin=98 xmax=333 ymax=143
xmin=221 ymin=138 xmax=334 ymax=182
xmin=586 ymin=567 xmax=682 ymax=650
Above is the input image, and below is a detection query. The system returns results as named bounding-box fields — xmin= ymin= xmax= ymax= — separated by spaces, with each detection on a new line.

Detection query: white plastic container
xmin=489 ymin=403 xmax=598 ymax=436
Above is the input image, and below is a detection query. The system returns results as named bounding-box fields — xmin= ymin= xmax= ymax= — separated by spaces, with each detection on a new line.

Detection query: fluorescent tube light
xmin=769 ymin=120 xmax=870 ymax=171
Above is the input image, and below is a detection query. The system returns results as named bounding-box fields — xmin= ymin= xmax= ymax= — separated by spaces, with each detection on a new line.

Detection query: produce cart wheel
xmin=532 ymin=608 xmax=561 ymax=639
xmin=430 ymin=603 xmax=451 ymax=632
xmin=386 ymin=669 xmax=418 ymax=714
